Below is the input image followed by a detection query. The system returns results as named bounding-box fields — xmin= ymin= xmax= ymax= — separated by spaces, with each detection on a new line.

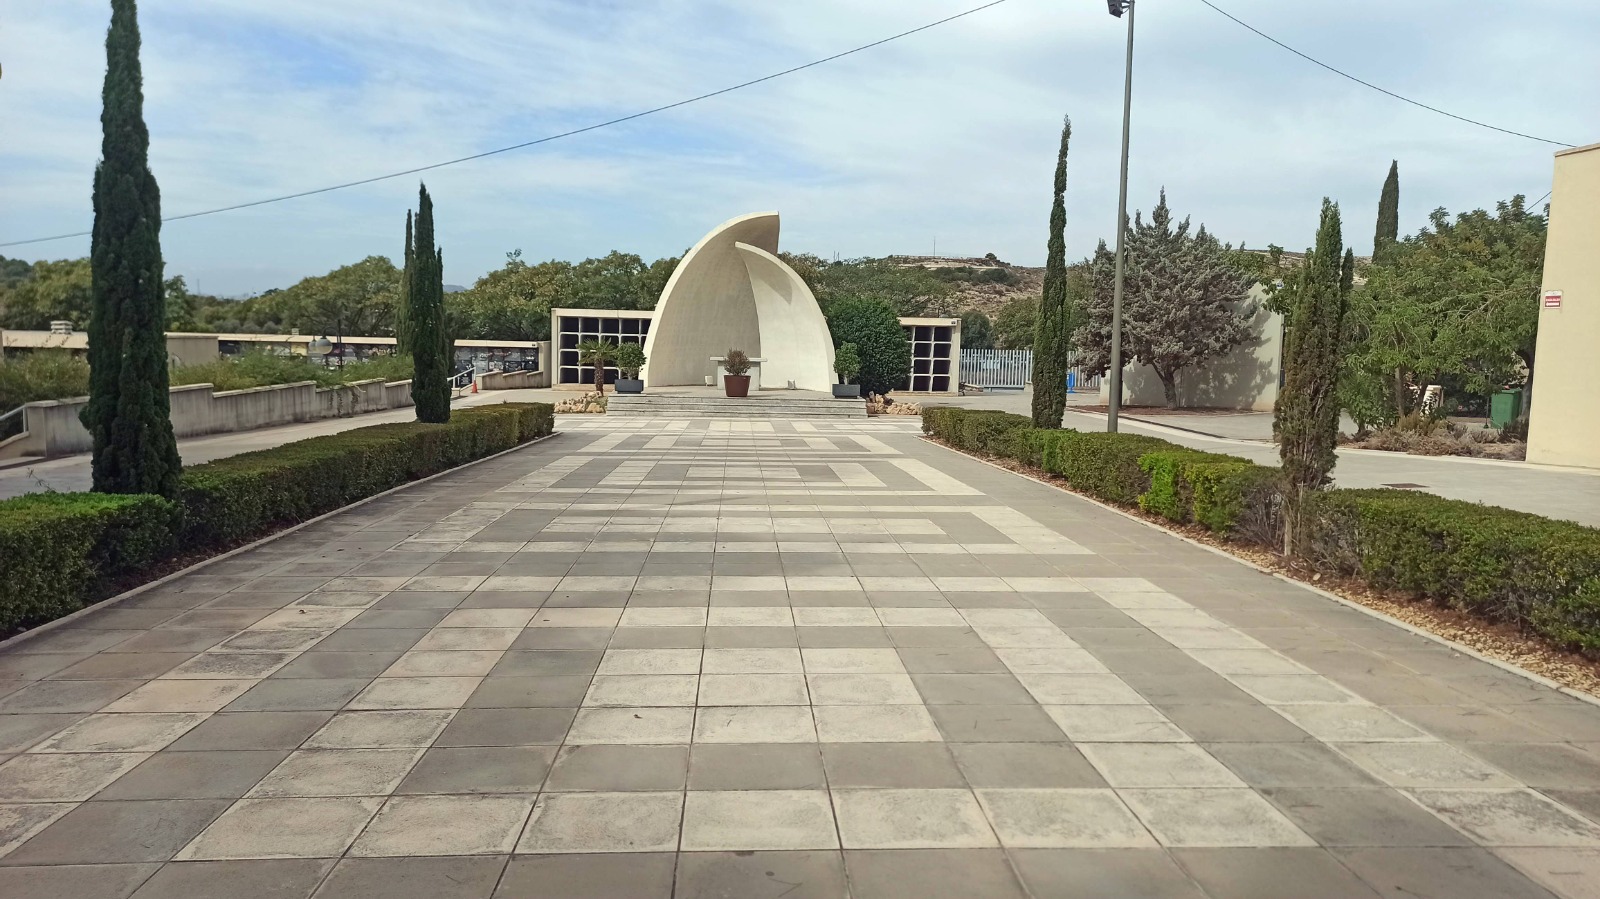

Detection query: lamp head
xmin=1107 ymin=0 xmax=1130 ymax=16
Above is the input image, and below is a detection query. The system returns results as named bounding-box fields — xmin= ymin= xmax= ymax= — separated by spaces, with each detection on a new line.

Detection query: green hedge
xmin=1 ymin=402 xmax=555 ymax=634
xmin=0 ymin=493 xmax=178 ymax=632
xmin=180 ymin=403 xmax=554 ymax=547
xmin=920 ymin=405 xmax=1600 ymax=656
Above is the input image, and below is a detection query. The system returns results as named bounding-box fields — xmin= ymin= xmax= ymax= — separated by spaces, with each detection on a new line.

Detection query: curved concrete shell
xmin=643 ymin=212 xmax=835 ymax=391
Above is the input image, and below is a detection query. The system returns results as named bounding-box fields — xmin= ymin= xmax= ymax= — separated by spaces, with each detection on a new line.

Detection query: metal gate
xmin=960 ymin=349 xmax=1032 ymax=389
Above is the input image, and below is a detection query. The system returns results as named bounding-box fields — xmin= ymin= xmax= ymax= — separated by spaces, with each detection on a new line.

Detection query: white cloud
xmin=1 ymin=0 xmax=1595 ymax=294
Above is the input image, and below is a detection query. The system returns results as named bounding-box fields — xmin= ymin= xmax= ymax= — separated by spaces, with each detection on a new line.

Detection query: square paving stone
xmin=49 ymin=652 xmax=196 ymax=680
xmin=270 ymin=652 xmax=405 ymax=679
xmin=1011 ymin=848 xmax=1206 ymax=898
xmin=698 ymin=674 xmax=808 ymax=706
xmin=681 ymin=790 xmax=838 ymax=851
xmin=1044 ymin=705 xmax=1189 ymax=743
xmin=705 ymin=626 xmax=799 ymax=648
xmin=1410 ymin=788 xmax=1600 ymax=847
xmin=248 ymin=748 xmax=422 ymax=797
xmin=350 ymin=676 xmax=482 ymax=710
xmin=34 ymin=712 xmax=208 ymax=753
xmin=176 ymin=796 xmax=381 ymax=859
xmin=701 ymin=648 xmax=803 ymax=674
xmin=1261 ymin=787 xmax=1472 ymax=847
xmin=107 ymin=679 xmax=257 ymax=713
xmin=0 ymin=803 xmax=72 ymax=855
xmin=2 ymin=798 xmax=229 ymax=864
xmin=167 ymin=711 xmax=333 ymax=750
xmin=813 ymin=705 xmax=942 ymax=743
xmin=0 ymin=752 xmax=147 ymax=801
xmin=547 ymin=744 xmax=690 ymax=791
xmin=490 ymin=651 xmax=603 ymax=676
xmin=1207 ymin=742 xmax=1383 ymax=788
xmin=1118 ymin=788 xmax=1317 ymax=848
xmin=927 ymin=704 xmax=1065 ymax=743
xmin=226 ymin=678 xmax=372 ymax=712
xmin=689 ymin=743 xmax=827 ymax=790
xmin=843 ymin=848 xmax=1026 ymax=899
xmin=0 ymin=864 xmax=159 ymax=898
xmin=494 ymin=853 xmax=675 ymax=898
xmin=608 ymin=627 xmax=707 ymax=649
xmin=909 ymin=673 xmax=1033 ymax=705
xmin=465 ymin=676 xmax=588 ymax=708
xmin=517 ymin=791 xmax=682 ymax=853
xmin=584 ymin=675 xmax=698 ymax=707
xmin=949 ymin=742 xmax=1107 ymax=788
xmin=1334 ymin=847 xmax=1559 ymax=899
xmin=349 ymin=794 xmax=533 ymax=856
xmin=316 ymin=856 xmax=506 ymax=899
xmin=1172 ymin=848 xmax=1384 ymax=899
xmin=694 ymin=706 xmax=817 ymax=743
xmin=1079 ymin=743 xmax=1245 ymax=788
xmin=133 ymin=857 xmax=337 ymax=895
xmin=395 ymin=746 xmax=555 ymax=794
xmin=1160 ymin=703 xmax=1311 ymax=742
xmin=975 ymin=789 xmax=1156 ymax=848
xmin=509 ymin=628 xmax=613 ymax=650
xmin=807 ymin=672 xmax=921 ymax=705
xmin=0 ymin=714 xmax=82 ymax=753
xmin=1467 ymin=742 xmax=1600 ymax=789
xmin=306 ymin=629 xmax=427 ymax=652
xmin=432 ymin=708 xmax=574 ymax=747
xmin=0 ymin=679 xmax=142 ymax=713
xmin=796 ymin=626 xmax=893 ymax=648
xmin=674 ymin=850 xmax=847 ymax=899
xmin=896 ymin=647 xmax=1007 ymax=673
xmin=96 ymin=750 xmax=290 ymax=800
xmin=567 ymin=707 xmax=695 ymax=744
xmin=1336 ymin=742 xmax=1518 ymax=789
xmin=1494 ymin=848 xmax=1600 ymax=899
xmin=304 ymin=710 xmax=453 ymax=749
xmin=832 ymin=789 xmax=997 ymax=848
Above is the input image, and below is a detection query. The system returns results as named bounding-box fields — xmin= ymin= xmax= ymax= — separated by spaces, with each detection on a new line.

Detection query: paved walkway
xmin=2 ymin=417 xmax=1598 ymax=898
xmin=0 ymin=389 xmax=561 ymax=500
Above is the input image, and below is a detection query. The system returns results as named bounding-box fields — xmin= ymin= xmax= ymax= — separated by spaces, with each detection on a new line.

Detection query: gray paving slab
xmin=1 ymin=416 xmax=1596 ymax=897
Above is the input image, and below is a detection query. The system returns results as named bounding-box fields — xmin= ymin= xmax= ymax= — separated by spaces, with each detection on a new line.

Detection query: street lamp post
xmin=1106 ymin=0 xmax=1135 ymax=433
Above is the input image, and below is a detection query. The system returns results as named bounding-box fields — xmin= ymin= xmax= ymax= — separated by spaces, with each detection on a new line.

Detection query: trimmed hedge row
xmin=1 ymin=402 xmax=554 ymax=634
xmin=922 ymin=405 xmax=1600 ymax=657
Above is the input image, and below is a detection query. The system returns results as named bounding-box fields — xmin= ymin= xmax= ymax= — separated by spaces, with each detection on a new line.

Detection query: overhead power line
xmin=1 ymin=0 xmax=1013 ymax=249
xmin=1194 ymin=0 xmax=1577 ymax=149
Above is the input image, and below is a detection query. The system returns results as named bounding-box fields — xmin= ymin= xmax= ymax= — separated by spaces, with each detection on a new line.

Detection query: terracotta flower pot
xmin=724 ymin=374 xmax=751 ymax=397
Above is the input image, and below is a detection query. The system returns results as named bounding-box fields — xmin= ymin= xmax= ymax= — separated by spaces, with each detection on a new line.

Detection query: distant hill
xmin=890 ymin=255 xmax=1042 ymax=317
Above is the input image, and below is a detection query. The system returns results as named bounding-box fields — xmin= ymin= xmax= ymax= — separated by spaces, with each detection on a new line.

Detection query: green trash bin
xmin=1489 ymin=389 xmax=1523 ymax=429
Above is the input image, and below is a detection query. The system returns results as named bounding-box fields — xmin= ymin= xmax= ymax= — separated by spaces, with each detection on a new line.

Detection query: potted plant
xmin=614 ymin=342 xmax=646 ymax=394
xmin=722 ymin=348 xmax=752 ymax=398
xmin=577 ymin=339 xmax=618 ymax=394
xmin=833 ymin=343 xmax=862 ymax=398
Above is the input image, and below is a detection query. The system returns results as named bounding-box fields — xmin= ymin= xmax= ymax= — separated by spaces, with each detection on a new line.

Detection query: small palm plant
xmin=577 ymin=339 xmax=619 ymax=394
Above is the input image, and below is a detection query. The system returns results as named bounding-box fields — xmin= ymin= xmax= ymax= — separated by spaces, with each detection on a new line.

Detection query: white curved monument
xmin=643 ymin=212 xmax=836 ymax=391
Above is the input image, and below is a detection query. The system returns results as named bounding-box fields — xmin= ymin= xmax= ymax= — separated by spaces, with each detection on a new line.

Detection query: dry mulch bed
xmin=931 ymin=437 xmax=1600 ymax=701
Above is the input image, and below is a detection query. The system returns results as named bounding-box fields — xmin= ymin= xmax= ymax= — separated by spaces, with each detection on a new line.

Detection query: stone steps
xmin=606 ymin=393 xmax=867 ymax=419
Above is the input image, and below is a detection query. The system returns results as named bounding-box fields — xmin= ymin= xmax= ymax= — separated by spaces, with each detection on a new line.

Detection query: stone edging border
xmin=920 ymin=434 xmax=1600 ymax=711
xmin=0 ymin=430 xmax=567 ymax=653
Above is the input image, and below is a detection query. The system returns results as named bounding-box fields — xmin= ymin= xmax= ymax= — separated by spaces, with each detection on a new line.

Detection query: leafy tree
xmin=1374 ymin=160 xmax=1400 ymax=261
xmin=0 ymin=255 xmax=33 ymax=290
xmin=266 ymin=256 xmax=400 ymax=343
xmin=1341 ymin=196 xmax=1545 ymax=428
xmin=567 ymin=251 xmax=658 ymax=310
xmin=1276 ymin=199 xmax=1352 ymax=554
xmin=0 ymin=258 xmax=93 ymax=329
xmin=959 ymin=311 xmax=994 ymax=350
xmin=81 ymin=0 xmax=182 ymax=497
xmin=825 ymin=298 xmax=911 ymax=397
xmin=452 ymin=250 xmax=558 ymax=341
xmin=793 ymin=256 xmax=952 ymax=317
xmin=407 ymin=184 xmax=450 ymax=423
xmin=1032 ymin=115 xmax=1073 ymax=428
xmin=1077 ymin=191 xmax=1255 ymax=408
xmin=993 ymin=295 xmax=1037 ymax=350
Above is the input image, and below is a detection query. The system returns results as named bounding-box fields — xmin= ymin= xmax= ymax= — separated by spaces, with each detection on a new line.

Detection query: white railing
xmin=960 ymin=349 xmax=1032 ymax=389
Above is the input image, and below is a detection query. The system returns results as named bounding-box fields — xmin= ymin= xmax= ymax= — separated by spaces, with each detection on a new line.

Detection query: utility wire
xmin=1194 ymin=0 xmax=1577 ymax=149
xmin=1 ymin=0 xmax=1013 ymax=249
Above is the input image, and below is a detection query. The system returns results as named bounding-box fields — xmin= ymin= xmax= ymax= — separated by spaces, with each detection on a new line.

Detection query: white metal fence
xmin=959 ymin=348 xmax=1103 ymax=393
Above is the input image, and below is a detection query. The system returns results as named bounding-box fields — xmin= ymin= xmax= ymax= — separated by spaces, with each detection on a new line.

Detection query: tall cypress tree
xmin=395 ymin=210 xmax=414 ymax=356
xmin=409 ymin=184 xmax=451 ymax=423
xmin=1275 ymin=199 xmax=1351 ymax=554
xmin=81 ymin=0 xmax=182 ymax=497
xmin=1031 ymin=115 xmax=1072 ymax=428
xmin=1373 ymin=160 xmax=1399 ymax=262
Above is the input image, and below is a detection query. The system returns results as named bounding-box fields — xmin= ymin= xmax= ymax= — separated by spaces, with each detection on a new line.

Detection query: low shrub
xmin=1188 ymin=460 xmax=1280 ymax=542
xmin=1306 ymin=489 xmax=1600 ymax=655
xmin=0 ymin=493 xmax=178 ymax=632
xmin=0 ymin=350 xmax=91 ymax=413
xmin=1041 ymin=431 xmax=1172 ymax=506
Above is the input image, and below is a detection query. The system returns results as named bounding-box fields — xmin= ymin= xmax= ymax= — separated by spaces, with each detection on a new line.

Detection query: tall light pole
xmin=1106 ymin=0 xmax=1135 ymax=433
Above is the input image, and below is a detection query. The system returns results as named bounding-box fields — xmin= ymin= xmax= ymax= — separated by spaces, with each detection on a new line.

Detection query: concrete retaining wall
xmin=477 ymin=369 xmax=550 ymax=390
xmin=0 ymin=379 xmax=415 ymax=461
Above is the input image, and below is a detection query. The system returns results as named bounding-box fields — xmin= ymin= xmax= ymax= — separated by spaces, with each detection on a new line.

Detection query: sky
xmin=1 ymin=0 xmax=1596 ymax=297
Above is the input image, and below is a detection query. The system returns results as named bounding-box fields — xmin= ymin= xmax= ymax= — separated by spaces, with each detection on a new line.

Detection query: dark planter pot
xmin=616 ymin=378 xmax=644 ymax=394
xmin=723 ymin=374 xmax=751 ymax=398
xmin=832 ymin=384 xmax=861 ymax=399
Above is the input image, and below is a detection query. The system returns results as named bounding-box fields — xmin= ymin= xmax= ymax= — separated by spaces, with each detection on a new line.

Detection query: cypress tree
xmin=1275 ymin=199 xmax=1351 ymax=555
xmin=409 ymin=184 xmax=451 ymax=423
xmin=1373 ymin=160 xmax=1399 ymax=262
xmin=1031 ymin=115 xmax=1072 ymax=428
xmin=81 ymin=0 xmax=182 ymax=497
xmin=395 ymin=210 xmax=414 ymax=356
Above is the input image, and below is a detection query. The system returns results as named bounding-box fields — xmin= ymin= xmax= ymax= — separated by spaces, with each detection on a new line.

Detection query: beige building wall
xmin=1528 ymin=142 xmax=1600 ymax=468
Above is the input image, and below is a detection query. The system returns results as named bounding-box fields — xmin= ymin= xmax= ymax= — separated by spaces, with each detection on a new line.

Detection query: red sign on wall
xmin=1543 ymin=290 xmax=1563 ymax=308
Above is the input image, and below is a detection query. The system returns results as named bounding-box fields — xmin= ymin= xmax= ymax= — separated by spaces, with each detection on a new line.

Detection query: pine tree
xmin=395 ymin=210 xmax=414 ymax=356
xmin=409 ymin=184 xmax=451 ymax=423
xmin=1031 ymin=115 xmax=1072 ymax=428
xmin=1276 ymin=199 xmax=1351 ymax=554
xmin=1373 ymin=160 xmax=1399 ymax=262
xmin=81 ymin=0 xmax=182 ymax=497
